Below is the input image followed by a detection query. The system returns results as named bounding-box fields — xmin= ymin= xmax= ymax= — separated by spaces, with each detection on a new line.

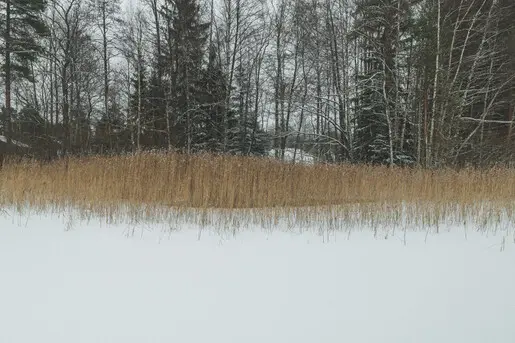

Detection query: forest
xmin=1 ymin=0 xmax=514 ymax=167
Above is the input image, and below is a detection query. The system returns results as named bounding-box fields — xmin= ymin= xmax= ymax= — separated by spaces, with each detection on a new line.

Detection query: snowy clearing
xmin=1 ymin=209 xmax=514 ymax=343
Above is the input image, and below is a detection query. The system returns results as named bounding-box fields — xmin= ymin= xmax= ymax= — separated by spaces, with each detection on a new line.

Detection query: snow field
xmin=0 ymin=209 xmax=514 ymax=343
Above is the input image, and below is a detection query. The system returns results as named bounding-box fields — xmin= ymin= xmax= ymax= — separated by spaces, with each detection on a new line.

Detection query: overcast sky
xmin=122 ymin=0 xmax=139 ymax=9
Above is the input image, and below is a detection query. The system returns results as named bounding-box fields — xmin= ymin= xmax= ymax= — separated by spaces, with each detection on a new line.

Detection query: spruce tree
xmin=197 ymin=44 xmax=228 ymax=152
xmin=1 ymin=0 xmax=48 ymax=143
xmin=353 ymin=0 xmax=415 ymax=165
xmin=163 ymin=0 xmax=210 ymax=152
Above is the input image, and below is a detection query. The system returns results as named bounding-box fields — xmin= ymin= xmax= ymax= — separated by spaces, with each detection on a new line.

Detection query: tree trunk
xmin=428 ymin=0 xmax=441 ymax=167
xmin=5 ymin=0 xmax=12 ymax=144
xmin=102 ymin=2 xmax=111 ymax=150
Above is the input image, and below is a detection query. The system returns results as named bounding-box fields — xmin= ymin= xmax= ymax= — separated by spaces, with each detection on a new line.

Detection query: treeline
xmin=1 ymin=0 xmax=514 ymax=166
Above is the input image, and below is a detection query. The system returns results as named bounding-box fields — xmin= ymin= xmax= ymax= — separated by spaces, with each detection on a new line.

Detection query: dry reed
xmin=0 ymin=152 xmax=514 ymax=232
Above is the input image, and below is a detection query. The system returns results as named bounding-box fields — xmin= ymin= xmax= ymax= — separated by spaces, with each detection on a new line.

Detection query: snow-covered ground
xmin=269 ymin=148 xmax=316 ymax=164
xmin=1 ymin=208 xmax=514 ymax=343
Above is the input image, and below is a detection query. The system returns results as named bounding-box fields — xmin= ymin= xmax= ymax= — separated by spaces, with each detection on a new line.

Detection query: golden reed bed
xmin=0 ymin=152 xmax=514 ymax=231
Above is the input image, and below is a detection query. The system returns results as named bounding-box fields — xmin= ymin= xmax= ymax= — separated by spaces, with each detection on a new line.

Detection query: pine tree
xmin=1 ymin=0 xmax=48 ymax=143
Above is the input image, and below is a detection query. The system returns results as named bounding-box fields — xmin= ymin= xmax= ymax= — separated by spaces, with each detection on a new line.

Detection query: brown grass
xmin=0 ymin=152 xmax=514 ymax=231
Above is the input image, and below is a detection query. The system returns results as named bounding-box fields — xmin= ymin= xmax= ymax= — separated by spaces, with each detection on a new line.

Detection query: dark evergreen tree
xmin=354 ymin=0 xmax=392 ymax=164
xmin=196 ymin=44 xmax=269 ymax=156
xmin=227 ymin=62 xmax=269 ymax=157
xmin=162 ymin=0 xmax=210 ymax=152
xmin=13 ymin=106 xmax=44 ymax=143
xmin=195 ymin=44 xmax=228 ymax=152
xmin=147 ymin=72 xmax=168 ymax=148
xmin=1 ymin=0 xmax=48 ymax=142
xmin=353 ymin=0 xmax=415 ymax=165
xmin=95 ymin=97 xmax=127 ymax=154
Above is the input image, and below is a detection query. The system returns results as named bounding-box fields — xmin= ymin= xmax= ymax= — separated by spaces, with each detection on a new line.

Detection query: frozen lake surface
xmin=1 ymin=209 xmax=514 ymax=343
